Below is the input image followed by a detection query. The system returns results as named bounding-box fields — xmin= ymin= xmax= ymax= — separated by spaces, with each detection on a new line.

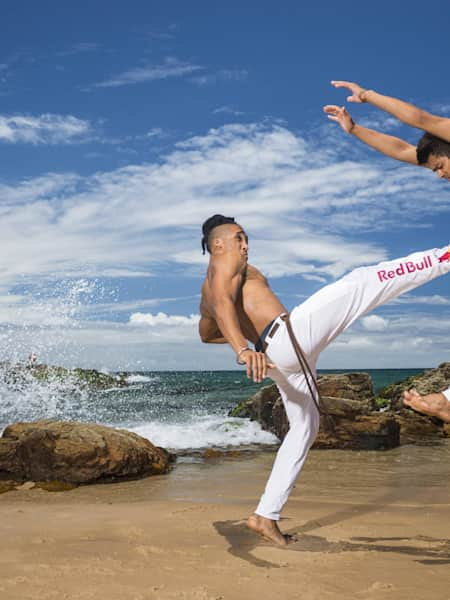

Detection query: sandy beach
xmin=1 ymin=442 xmax=450 ymax=600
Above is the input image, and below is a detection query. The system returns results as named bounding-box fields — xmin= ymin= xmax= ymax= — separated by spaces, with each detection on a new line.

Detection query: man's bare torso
xmin=201 ymin=264 xmax=287 ymax=344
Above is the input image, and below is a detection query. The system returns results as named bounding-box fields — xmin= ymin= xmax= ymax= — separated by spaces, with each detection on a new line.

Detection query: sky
xmin=1 ymin=0 xmax=449 ymax=371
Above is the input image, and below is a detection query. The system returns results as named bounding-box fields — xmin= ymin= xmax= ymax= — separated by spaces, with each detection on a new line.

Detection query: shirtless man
xmin=324 ymin=81 xmax=450 ymax=420
xmin=199 ymin=213 xmax=450 ymax=545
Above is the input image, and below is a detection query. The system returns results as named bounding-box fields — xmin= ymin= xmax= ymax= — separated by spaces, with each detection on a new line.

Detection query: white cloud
xmin=361 ymin=315 xmax=389 ymax=332
xmin=0 ymin=114 xmax=91 ymax=144
xmin=0 ymin=121 xmax=447 ymax=292
xmin=57 ymin=42 xmax=100 ymax=57
xmin=92 ymin=57 xmax=203 ymax=88
xmin=393 ymin=294 xmax=450 ymax=305
xmin=190 ymin=69 xmax=248 ymax=86
xmin=1 ymin=121 xmax=449 ymax=369
xmin=358 ymin=114 xmax=402 ymax=132
xmin=213 ymin=106 xmax=244 ymax=116
xmin=129 ymin=311 xmax=199 ymax=327
xmin=430 ymin=102 xmax=450 ymax=116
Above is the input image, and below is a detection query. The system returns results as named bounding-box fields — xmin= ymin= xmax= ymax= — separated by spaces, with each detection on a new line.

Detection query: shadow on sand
xmin=213 ymin=494 xmax=450 ymax=568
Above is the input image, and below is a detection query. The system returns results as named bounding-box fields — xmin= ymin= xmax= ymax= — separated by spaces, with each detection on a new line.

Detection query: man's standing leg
xmin=248 ymin=371 xmax=320 ymax=545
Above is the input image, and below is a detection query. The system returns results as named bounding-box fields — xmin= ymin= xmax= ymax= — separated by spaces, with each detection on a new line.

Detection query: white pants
xmin=255 ymin=244 xmax=450 ymax=520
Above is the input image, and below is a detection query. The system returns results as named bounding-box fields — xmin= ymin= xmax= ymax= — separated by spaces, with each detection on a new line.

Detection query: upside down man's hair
xmin=416 ymin=132 xmax=450 ymax=165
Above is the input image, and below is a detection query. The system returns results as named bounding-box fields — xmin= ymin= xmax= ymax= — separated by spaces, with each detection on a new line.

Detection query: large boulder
xmin=314 ymin=404 xmax=399 ymax=450
xmin=230 ymin=374 xmax=399 ymax=450
xmin=230 ymin=372 xmax=373 ymax=421
xmin=0 ymin=420 xmax=173 ymax=484
xmin=317 ymin=372 xmax=374 ymax=401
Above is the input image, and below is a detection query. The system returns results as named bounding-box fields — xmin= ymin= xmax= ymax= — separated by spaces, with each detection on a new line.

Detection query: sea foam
xmin=130 ymin=414 xmax=278 ymax=452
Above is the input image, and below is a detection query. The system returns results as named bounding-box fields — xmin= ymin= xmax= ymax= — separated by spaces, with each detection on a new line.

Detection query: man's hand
xmin=331 ymin=80 xmax=366 ymax=103
xmin=323 ymin=105 xmax=355 ymax=133
xmin=239 ymin=349 xmax=273 ymax=383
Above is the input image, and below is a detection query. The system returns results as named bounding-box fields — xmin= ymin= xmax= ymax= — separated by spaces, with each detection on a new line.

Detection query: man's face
xmin=222 ymin=224 xmax=249 ymax=261
xmin=427 ymin=154 xmax=450 ymax=181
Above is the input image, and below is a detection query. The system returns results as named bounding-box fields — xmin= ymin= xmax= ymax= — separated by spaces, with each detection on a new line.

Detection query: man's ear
xmin=212 ymin=237 xmax=223 ymax=252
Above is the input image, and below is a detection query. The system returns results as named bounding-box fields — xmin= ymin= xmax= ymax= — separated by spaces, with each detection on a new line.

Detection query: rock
xmin=0 ymin=480 xmax=17 ymax=494
xmin=230 ymin=378 xmax=399 ymax=450
xmin=16 ymin=481 xmax=36 ymax=490
xmin=314 ymin=407 xmax=400 ymax=450
xmin=230 ymin=384 xmax=280 ymax=420
xmin=30 ymin=364 xmax=128 ymax=389
xmin=317 ymin=372 xmax=374 ymax=401
xmin=229 ymin=373 xmax=373 ymax=421
xmin=0 ymin=420 xmax=173 ymax=484
xmin=394 ymin=413 xmax=444 ymax=441
xmin=0 ymin=362 xmax=128 ymax=390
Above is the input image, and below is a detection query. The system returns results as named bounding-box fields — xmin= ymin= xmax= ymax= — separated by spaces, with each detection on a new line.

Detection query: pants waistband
xmin=254 ymin=313 xmax=288 ymax=353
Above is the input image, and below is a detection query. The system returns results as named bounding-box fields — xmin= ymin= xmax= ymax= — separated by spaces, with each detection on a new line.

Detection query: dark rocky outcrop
xmin=0 ymin=420 xmax=173 ymax=484
xmin=0 ymin=362 xmax=128 ymax=390
xmin=317 ymin=372 xmax=374 ymax=402
xmin=231 ymin=379 xmax=399 ymax=450
xmin=230 ymin=367 xmax=450 ymax=449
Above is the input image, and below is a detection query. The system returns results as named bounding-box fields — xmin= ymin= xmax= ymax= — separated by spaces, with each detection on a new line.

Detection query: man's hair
xmin=416 ymin=132 xmax=450 ymax=165
xmin=201 ymin=214 xmax=236 ymax=254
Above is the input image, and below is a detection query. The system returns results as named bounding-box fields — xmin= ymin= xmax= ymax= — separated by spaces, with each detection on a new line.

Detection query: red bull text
xmin=377 ymin=256 xmax=432 ymax=282
xmin=438 ymin=248 xmax=450 ymax=263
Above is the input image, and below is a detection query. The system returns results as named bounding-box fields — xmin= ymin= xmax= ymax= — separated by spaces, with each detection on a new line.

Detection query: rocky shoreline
xmin=230 ymin=363 xmax=450 ymax=450
xmin=1 ymin=363 xmax=449 ymax=489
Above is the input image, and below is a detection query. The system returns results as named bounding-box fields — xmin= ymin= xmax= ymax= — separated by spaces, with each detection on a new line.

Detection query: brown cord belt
xmin=258 ymin=313 xmax=334 ymax=429
xmin=282 ymin=314 xmax=322 ymax=417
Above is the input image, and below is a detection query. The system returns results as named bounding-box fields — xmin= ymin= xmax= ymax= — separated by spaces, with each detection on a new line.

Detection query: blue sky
xmin=1 ymin=0 xmax=449 ymax=370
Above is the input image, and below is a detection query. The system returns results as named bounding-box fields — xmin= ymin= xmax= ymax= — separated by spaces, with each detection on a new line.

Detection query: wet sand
xmin=1 ymin=442 xmax=450 ymax=600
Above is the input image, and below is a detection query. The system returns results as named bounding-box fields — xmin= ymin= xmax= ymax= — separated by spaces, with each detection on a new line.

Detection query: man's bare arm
xmin=324 ymin=104 xmax=417 ymax=164
xmin=331 ymin=81 xmax=450 ymax=143
xmin=198 ymin=313 xmax=227 ymax=344
xmin=206 ymin=258 xmax=268 ymax=382
xmin=207 ymin=261 xmax=248 ymax=354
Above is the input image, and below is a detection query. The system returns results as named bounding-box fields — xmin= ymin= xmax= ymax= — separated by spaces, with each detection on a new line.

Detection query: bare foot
xmin=246 ymin=514 xmax=297 ymax=546
xmin=403 ymin=389 xmax=450 ymax=423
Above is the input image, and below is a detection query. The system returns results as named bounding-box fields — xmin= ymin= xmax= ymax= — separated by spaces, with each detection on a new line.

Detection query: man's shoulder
xmin=245 ymin=264 xmax=263 ymax=277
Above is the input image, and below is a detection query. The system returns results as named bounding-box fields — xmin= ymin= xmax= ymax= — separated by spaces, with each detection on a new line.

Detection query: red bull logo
xmin=438 ymin=248 xmax=450 ymax=263
xmin=377 ymin=256 xmax=432 ymax=282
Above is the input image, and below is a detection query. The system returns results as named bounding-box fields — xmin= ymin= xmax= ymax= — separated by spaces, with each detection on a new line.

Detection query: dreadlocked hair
xmin=201 ymin=214 xmax=236 ymax=254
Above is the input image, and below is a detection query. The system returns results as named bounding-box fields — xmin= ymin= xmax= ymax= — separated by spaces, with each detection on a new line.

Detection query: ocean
xmin=0 ymin=368 xmax=425 ymax=454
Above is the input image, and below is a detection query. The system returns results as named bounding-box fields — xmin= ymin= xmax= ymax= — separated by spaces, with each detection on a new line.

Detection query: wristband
xmin=348 ymin=118 xmax=356 ymax=133
xmin=236 ymin=346 xmax=251 ymax=365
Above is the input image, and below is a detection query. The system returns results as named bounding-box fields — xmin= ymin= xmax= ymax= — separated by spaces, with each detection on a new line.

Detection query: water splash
xmin=0 ymin=363 xmax=91 ymax=430
xmin=0 ymin=277 xmax=113 ymax=366
xmin=0 ymin=278 xmax=116 ymax=429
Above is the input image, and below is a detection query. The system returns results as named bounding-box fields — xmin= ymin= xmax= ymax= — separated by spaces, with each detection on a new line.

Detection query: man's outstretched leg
xmin=249 ymin=243 xmax=450 ymax=539
xmin=403 ymin=388 xmax=450 ymax=422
